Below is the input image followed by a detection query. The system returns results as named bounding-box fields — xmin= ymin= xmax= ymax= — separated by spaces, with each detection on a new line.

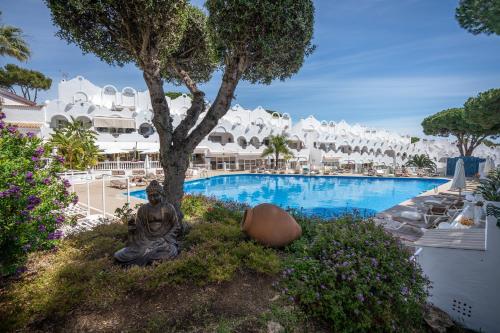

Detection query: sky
xmin=1 ymin=0 xmax=499 ymax=136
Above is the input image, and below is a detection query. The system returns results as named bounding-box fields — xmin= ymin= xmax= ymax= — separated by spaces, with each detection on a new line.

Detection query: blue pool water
xmin=130 ymin=175 xmax=448 ymax=218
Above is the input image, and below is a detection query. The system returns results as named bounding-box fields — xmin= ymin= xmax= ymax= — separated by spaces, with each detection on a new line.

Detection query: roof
xmin=414 ymin=229 xmax=486 ymax=251
xmin=0 ymin=88 xmax=37 ymax=107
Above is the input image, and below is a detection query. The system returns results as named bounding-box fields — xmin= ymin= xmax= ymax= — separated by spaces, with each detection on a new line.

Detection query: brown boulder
xmin=241 ymin=203 xmax=302 ymax=247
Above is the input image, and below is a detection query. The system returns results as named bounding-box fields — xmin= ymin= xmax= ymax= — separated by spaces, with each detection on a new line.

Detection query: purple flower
xmin=38 ymin=224 xmax=46 ymax=232
xmin=63 ymin=179 xmax=71 ymax=188
xmin=0 ymin=112 xmax=5 ymax=119
xmin=33 ymin=147 xmax=44 ymax=157
xmin=371 ymin=258 xmax=378 ymax=267
xmin=47 ymin=230 xmax=63 ymax=240
xmin=55 ymin=215 xmax=65 ymax=224
xmin=401 ymin=286 xmax=409 ymax=296
xmin=25 ymin=171 xmax=34 ymax=181
xmin=357 ymin=293 xmax=365 ymax=302
xmin=43 ymin=178 xmax=51 ymax=185
xmin=71 ymin=195 xmax=79 ymax=204
xmin=0 ymin=121 xmax=4 ymax=129
xmin=8 ymin=185 xmax=21 ymax=197
xmin=0 ymin=191 xmax=6 ymax=198
xmin=28 ymin=195 xmax=41 ymax=205
xmin=26 ymin=132 xmax=35 ymax=138
xmin=31 ymin=156 xmax=39 ymax=162
xmin=55 ymin=155 xmax=65 ymax=163
xmin=7 ymin=125 xmax=17 ymax=134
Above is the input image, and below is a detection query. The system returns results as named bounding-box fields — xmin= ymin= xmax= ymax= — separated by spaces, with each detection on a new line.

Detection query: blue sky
xmin=1 ymin=0 xmax=499 ymax=136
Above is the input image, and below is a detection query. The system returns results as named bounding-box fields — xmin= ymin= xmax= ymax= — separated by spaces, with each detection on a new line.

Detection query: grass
xmin=0 ymin=196 xmax=284 ymax=332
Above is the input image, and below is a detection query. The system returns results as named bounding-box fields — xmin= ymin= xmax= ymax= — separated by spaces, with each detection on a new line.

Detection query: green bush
xmin=476 ymin=168 xmax=500 ymax=201
xmin=280 ymin=216 xmax=430 ymax=333
xmin=0 ymin=110 xmax=76 ymax=275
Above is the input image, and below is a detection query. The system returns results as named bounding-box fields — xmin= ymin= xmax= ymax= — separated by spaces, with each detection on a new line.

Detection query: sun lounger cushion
xmin=401 ymin=211 xmax=422 ymax=221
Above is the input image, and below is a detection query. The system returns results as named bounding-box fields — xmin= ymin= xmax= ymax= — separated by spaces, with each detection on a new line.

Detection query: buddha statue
xmin=114 ymin=180 xmax=180 ymax=266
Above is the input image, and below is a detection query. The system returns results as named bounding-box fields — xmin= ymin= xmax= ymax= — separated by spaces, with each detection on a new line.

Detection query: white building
xmin=2 ymin=76 xmax=498 ymax=170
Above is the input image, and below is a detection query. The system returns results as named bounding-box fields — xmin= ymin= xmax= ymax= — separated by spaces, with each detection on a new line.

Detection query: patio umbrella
xmin=450 ymin=159 xmax=466 ymax=197
xmin=480 ymin=157 xmax=495 ymax=179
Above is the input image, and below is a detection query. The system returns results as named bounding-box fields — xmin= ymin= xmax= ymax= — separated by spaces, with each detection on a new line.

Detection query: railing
xmin=92 ymin=161 xmax=146 ymax=170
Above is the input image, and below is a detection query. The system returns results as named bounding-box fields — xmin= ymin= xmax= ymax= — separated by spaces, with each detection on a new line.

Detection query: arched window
xmin=139 ymin=123 xmax=155 ymax=138
xmin=50 ymin=115 xmax=69 ymax=129
xmin=75 ymin=116 xmax=92 ymax=129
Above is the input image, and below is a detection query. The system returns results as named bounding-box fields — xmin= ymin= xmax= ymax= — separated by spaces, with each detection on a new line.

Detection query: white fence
xmin=92 ymin=161 xmax=162 ymax=170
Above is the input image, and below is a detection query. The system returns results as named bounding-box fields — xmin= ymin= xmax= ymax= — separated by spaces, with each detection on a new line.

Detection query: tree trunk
xmin=456 ymin=139 xmax=465 ymax=157
xmin=163 ymin=148 xmax=190 ymax=217
xmin=142 ymin=55 xmax=247 ymax=220
xmin=275 ymin=152 xmax=279 ymax=170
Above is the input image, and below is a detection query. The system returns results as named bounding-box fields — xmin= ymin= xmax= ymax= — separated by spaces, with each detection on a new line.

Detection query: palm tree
xmin=405 ymin=154 xmax=436 ymax=171
xmin=48 ymin=117 xmax=100 ymax=170
xmin=261 ymin=135 xmax=293 ymax=170
xmin=0 ymin=13 xmax=31 ymax=61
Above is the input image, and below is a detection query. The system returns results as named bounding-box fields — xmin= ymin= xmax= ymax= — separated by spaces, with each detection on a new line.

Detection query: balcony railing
xmin=92 ymin=160 xmax=162 ymax=170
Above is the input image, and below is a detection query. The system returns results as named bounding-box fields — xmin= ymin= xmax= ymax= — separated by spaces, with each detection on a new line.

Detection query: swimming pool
xmin=129 ymin=175 xmax=449 ymax=218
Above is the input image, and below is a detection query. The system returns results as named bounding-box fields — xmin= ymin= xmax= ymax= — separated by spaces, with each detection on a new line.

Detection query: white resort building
xmin=1 ymin=76 xmax=498 ymax=172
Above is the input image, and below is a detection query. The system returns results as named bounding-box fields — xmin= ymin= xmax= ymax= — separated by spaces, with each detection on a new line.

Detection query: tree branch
xmin=183 ymin=54 xmax=248 ymax=151
xmin=171 ymin=64 xmax=205 ymax=143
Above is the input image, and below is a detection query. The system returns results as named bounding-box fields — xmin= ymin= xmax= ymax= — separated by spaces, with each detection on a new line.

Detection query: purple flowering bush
xmin=280 ymin=216 xmax=430 ymax=332
xmin=0 ymin=111 xmax=76 ymax=275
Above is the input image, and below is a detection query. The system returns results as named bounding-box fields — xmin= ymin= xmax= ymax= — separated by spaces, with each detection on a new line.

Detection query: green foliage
xmin=0 ymin=12 xmax=31 ymax=61
xmin=476 ymin=168 xmax=500 ymax=201
xmin=114 ymin=202 xmax=143 ymax=223
xmin=422 ymin=108 xmax=471 ymax=137
xmin=405 ymin=154 xmax=436 ymax=171
xmin=261 ymin=135 xmax=294 ymax=169
xmin=0 ymin=110 xmax=76 ymax=276
xmin=280 ymin=216 xmax=430 ymax=333
xmin=456 ymin=0 xmax=500 ymax=36
xmin=48 ymin=116 xmax=100 ymax=170
xmin=410 ymin=136 xmax=420 ymax=144
xmin=0 ymin=196 xmax=281 ymax=330
xmin=165 ymin=91 xmax=193 ymax=99
xmin=45 ymin=0 xmax=314 ymax=85
xmin=266 ymin=109 xmax=282 ymax=117
xmin=206 ymin=0 xmax=315 ymax=84
xmin=0 ymin=64 xmax=51 ymax=102
xmin=464 ymin=88 xmax=500 ymax=133
xmin=44 ymin=0 xmax=189 ymax=67
xmin=422 ymin=107 xmax=497 ymax=156
xmin=162 ymin=4 xmax=219 ymax=84
xmin=482 ymin=139 xmax=498 ymax=147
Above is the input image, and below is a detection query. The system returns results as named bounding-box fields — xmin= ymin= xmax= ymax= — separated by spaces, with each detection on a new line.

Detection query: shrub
xmin=0 ymin=111 xmax=76 ymax=275
xmin=476 ymin=168 xmax=500 ymax=201
xmin=280 ymin=216 xmax=430 ymax=333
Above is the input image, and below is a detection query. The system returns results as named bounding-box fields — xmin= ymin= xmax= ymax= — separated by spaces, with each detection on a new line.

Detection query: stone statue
xmin=114 ymin=180 xmax=180 ymax=266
